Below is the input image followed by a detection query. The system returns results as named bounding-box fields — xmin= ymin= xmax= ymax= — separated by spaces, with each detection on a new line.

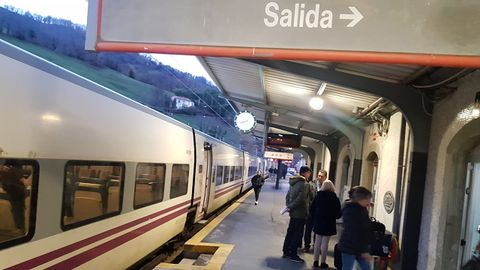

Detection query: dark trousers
xmin=253 ymin=185 xmax=262 ymax=201
xmin=283 ymin=218 xmax=305 ymax=256
xmin=304 ymin=216 xmax=314 ymax=248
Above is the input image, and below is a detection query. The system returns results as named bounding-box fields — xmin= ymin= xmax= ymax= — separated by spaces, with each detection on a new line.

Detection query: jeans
xmin=282 ymin=218 xmax=305 ymax=256
xmin=341 ymin=253 xmax=371 ymax=270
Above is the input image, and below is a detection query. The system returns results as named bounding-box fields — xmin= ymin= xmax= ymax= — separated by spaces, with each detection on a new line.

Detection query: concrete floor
xmin=203 ymin=179 xmax=339 ymax=270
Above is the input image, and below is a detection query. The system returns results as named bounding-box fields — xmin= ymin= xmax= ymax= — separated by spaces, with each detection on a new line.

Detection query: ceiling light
xmin=309 ymin=96 xmax=324 ymax=110
xmin=316 ymin=82 xmax=327 ymax=96
xmin=42 ymin=113 xmax=61 ymax=122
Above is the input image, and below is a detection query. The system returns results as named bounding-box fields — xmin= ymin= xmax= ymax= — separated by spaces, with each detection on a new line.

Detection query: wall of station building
xmin=333 ymin=111 xmax=413 ymax=246
xmin=418 ymin=70 xmax=480 ymax=270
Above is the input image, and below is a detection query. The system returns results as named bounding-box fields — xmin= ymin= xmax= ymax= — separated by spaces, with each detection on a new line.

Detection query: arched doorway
xmin=440 ymin=118 xmax=480 ymax=269
xmin=364 ymin=152 xmax=379 ymax=215
xmin=339 ymin=155 xmax=351 ymax=201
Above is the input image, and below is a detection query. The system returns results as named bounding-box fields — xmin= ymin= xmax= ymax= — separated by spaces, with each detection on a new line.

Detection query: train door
xmin=459 ymin=162 xmax=480 ymax=267
xmin=198 ymin=143 xmax=213 ymax=220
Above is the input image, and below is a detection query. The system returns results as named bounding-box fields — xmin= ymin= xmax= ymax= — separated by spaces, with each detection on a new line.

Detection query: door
xmin=460 ymin=162 xmax=480 ymax=266
xmin=198 ymin=147 xmax=212 ymax=219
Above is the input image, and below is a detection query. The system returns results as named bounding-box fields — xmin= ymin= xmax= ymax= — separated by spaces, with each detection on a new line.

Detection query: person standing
xmin=316 ymin=169 xmax=328 ymax=191
xmin=303 ymin=172 xmax=317 ymax=252
xmin=338 ymin=186 xmax=373 ymax=270
xmin=311 ymin=180 xmax=342 ymax=268
xmin=282 ymin=166 xmax=312 ymax=263
xmin=0 ymin=160 xmax=28 ymax=234
xmin=251 ymin=171 xmax=265 ymax=205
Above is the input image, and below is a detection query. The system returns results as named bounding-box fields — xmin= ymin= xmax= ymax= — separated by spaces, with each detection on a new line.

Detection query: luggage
xmin=370 ymin=233 xmax=393 ymax=257
xmin=334 ymin=243 xmax=342 ymax=269
xmin=370 ymin=217 xmax=386 ymax=235
xmin=369 ymin=217 xmax=393 ymax=258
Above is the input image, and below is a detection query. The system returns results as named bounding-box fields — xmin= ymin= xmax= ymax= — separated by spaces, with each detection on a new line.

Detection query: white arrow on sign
xmin=339 ymin=6 xmax=363 ymax=27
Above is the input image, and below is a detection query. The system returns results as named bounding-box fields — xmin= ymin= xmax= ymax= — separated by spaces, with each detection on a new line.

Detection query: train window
xmin=223 ymin=166 xmax=231 ymax=184
xmin=248 ymin=166 xmax=256 ymax=177
xmin=234 ymin=166 xmax=242 ymax=180
xmin=0 ymin=159 xmax=38 ymax=249
xmin=170 ymin=164 xmax=189 ymax=198
xmin=134 ymin=163 xmax=166 ymax=209
xmin=215 ymin=166 xmax=223 ymax=186
xmin=62 ymin=161 xmax=124 ymax=230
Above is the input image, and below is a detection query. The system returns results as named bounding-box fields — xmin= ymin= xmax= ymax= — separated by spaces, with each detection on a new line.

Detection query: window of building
xmin=170 ymin=164 xmax=189 ymax=198
xmin=134 ymin=163 xmax=166 ymax=208
xmin=62 ymin=161 xmax=124 ymax=230
xmin=215 ymin=166 xmax=223 ymax=186
xmin=0 ymin=159 xmax=38 ymax=249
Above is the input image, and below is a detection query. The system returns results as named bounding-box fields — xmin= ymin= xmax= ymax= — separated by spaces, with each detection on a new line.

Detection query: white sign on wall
xmin=264 ymin=151 xmax=294 ymax=160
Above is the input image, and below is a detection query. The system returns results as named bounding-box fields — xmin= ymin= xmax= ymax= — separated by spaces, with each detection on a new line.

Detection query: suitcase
xmin=334 ymin=243 xmax=342 ymax=269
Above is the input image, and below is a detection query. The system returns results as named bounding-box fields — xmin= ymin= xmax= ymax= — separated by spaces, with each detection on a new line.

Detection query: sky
xmin=0 ymin=0 xmax=214 ymax=82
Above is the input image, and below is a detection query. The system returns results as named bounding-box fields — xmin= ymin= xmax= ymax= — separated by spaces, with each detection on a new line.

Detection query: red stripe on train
xmin=214 ymin=183 xmax=243 ymax=199
xmin=45 ymin=208 xmax=188 ymax=269
xmin=6 ymin=198 xmax=199 ymax=270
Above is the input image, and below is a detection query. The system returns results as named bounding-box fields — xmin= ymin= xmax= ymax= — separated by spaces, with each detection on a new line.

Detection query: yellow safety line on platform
xmin=155 ymin=190 xmax=253 ymax=270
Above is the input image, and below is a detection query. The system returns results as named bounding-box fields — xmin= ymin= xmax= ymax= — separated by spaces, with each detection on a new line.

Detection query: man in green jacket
xmin=282 ymin=166 xmax=312 ymax=263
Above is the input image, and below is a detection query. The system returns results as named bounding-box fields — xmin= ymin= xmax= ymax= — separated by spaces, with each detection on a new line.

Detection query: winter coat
xmin=251 ymin=175 xmax=265 ymax=187
xmin=338 ymin=202 xmax=372 ymax=255
xmin=310 ymin=191 xmax=342 ymax=236
xmin=285 ymin=175 xmax=308 ymax=219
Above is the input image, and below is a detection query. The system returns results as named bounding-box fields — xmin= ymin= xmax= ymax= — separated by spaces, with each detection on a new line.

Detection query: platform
xmin=156 ymin=178 xmax=339 ymax=270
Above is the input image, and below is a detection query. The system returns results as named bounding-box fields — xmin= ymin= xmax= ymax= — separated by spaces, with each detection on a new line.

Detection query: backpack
xmin=370 ymin=217 xmax=392 ymax=257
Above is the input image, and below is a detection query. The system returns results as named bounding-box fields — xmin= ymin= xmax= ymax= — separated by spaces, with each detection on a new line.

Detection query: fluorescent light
xmin=472 ymin=108 xmax=480 ymax=118
xmin=42 ymin=113 xmax=61 ymax=122
xmin=309 ymin=96 xmax=324 ymax=110
xmin=316 ymin=82 xmax=327 ymax=96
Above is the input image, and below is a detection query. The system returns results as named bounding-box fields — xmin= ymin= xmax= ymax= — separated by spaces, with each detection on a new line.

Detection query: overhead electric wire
xmin=164 ymin=68 xmax=238 ymax=130
xmin=412 ymin=68 xmax=470 ymax=89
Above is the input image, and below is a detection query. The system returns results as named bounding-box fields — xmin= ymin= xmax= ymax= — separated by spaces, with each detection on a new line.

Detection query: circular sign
xmin=383 ymin=191 xmax=395 ymax=214
xmin=234 ymin=111 xmax=256 ymax=133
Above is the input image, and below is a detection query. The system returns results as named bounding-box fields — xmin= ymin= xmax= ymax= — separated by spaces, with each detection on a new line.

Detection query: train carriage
xmin=0 ymin=40 xmax=263 ymax=269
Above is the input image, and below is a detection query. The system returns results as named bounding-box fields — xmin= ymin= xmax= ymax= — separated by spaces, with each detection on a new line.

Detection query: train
xmin=0 ymin=39 xmax=266 ymax=269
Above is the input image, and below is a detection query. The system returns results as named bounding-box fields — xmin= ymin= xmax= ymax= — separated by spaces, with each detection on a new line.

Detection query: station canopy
xmin=199 ymin=58 xmax=457 ymax=145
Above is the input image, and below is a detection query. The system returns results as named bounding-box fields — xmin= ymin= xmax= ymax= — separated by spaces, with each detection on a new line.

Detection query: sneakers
xmin=255 ymin=201 xmax=258 ymax=205
xmin=313 ymin=260 xmax=319 ymax=267
xmin=281 ymin=253 xmax=290 ymax=259
xmin=289 ymin=255 xmax=305 ymax=263
xmin=320 ymin=262 xmax=329 ymax=269
xmin=303 ymin=246 xmax=310 ymax=253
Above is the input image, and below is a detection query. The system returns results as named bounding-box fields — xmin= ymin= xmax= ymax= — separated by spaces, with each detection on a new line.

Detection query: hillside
xmin=0 ymin=6 xmax=264 ymax=152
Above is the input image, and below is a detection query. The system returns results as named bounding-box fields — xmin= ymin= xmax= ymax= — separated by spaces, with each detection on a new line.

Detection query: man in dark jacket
xmin=251 ymin=171 xmax=265 ymax=205
xmin=282 ymin=166 xmax=311 ymax=263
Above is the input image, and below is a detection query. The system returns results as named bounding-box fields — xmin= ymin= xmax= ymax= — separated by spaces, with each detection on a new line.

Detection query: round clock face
xmin=235 ymin=111 xmax=256 ymax=132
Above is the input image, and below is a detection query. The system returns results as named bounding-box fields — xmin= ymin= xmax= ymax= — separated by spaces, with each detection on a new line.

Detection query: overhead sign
xmin=86 ymin=0 xmax=480 ymax=67
xmin=234 ymin=111 xmax=256 ymax=133
xmin=264 ymin=151 xmax=294 ymax=160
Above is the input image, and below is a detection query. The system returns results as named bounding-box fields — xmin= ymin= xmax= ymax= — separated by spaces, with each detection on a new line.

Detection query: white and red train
xmin=0 ymin=40 xmax=265 ymax=269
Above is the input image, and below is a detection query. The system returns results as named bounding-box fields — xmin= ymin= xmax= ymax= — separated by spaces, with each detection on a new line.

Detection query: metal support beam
xmin=243 ymin=59 xmax=430 ymax=151
xmin=228 ymin=94 xmax=363 ymax=159
xmin=257 ymin=120 xmax=338 ymax=162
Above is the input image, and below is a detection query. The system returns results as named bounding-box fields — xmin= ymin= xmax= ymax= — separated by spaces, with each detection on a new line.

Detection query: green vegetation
xmin=0 ymin=34 xmax=157 ymax=105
